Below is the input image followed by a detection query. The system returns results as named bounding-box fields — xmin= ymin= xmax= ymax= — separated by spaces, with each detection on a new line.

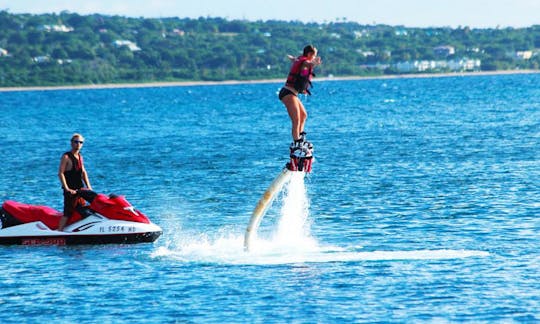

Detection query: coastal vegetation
xmin=0 ymin=11 xmax=539 ymax=86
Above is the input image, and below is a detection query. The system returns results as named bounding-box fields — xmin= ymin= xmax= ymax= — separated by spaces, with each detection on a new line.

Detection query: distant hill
xmin=0 ymin=11 xmax=539 ymax=87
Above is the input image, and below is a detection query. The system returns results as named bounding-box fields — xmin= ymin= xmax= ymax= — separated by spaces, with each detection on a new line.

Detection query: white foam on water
xmin=152 ymin=238 xmax=489 ymax=265
xmin=270 ymin=171 xmax=317 ymax=250
xmin=151 ymin=173 xmax=489 ymax=265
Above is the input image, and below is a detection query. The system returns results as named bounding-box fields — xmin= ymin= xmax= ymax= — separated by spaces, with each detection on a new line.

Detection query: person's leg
xmin=282 ymin=95 xmax=302 ymax=141
xmin=57 ymin=216 xmax=68 ymax=231
xmin=58 ymin=192 xmax=73 ymax=231
xmin=298 ymin=100 xmax=307 ymax=137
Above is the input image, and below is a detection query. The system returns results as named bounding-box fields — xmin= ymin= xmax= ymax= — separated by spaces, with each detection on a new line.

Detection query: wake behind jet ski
xmin=0 ymin=189 xmax=162 ymax=245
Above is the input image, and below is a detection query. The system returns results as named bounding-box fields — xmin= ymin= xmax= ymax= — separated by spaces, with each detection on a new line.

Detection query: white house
xmin=57 ymin=59 xmax=73 ymax=65
xmin=354 ymin=30 xmax=370 ymax=38
xmin=395 ymin=59 xmax=480 ymax=72
xmin=32 ymin=55 xmax=51 ymax=64
xmin=361 ymin=63 xmax=390 ymax=70
xmin=447 ymin=59 xmax=481 ymax=71
xmin=395 ymin=29 xmax=408 ymax=36
xmin=0 ymin=48 xmax=8 ymax=56
xmin=173 ymin=29 xmax=185 ymax=36
xmin=112 ymin=40 xmax=141 ymax=52
xmin=515 ymin=51 xmax=533 ymax=60
xmin=434 ymin=46 xmax=455 ymax=57
xmin=357 ymin=50 xmax=375 ymax=57
xmin=39 ymin=24 xmax=74 ymax=32
xmin=396 ymin=60 xmax=436 ymax=73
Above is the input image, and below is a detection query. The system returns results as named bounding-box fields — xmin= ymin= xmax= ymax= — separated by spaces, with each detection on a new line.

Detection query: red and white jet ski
xmin=0 ymin=190 xmax=162 ymax=245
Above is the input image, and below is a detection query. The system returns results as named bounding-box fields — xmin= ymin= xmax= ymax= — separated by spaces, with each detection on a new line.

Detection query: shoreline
xmin=1 ymin=69 xmax=538 ymax=92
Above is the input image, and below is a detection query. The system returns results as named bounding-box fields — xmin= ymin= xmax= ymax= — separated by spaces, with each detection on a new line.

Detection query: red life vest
xmin=285 ymin=56 xmax=314 ymax=95
xmin=63 ymin=151 xmax=84 ymax=190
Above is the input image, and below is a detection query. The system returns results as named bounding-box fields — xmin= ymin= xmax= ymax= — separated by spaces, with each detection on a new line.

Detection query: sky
xmin=0 ymin=0 xmax=539 ymax=28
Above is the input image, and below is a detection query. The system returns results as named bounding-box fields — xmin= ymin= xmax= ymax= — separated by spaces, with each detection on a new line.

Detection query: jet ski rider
xmin=58 ymin=133 xmax=92 ymax=231
xmin=278 ymin=45 xmax=322 ymax=146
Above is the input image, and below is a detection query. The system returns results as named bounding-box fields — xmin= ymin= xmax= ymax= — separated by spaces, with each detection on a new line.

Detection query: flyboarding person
xmin=58 ymin=133 xmax=92 ymax=231
xmin=278 ymin=45 xmax=322 ymax=147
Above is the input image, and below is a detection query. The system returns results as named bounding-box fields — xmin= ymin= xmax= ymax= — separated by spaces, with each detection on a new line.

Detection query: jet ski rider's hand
xmin=67 ymin=188 xmax=77 ymax=195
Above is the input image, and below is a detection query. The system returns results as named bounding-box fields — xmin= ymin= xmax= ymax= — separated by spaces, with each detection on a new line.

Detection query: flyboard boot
xmin=286 ymin=131 xmax=314 ymax=173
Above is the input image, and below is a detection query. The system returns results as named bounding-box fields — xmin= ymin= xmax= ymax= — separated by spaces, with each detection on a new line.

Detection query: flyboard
xmin=244 ymin=135 xmax=313 ymax=251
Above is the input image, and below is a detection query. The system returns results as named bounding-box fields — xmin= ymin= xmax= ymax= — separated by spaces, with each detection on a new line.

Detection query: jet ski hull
xmin=0 ymin=212 xmax=162 ymax=245
xmin=0 ymin=231 xmax=161 ymax=245
xmin=0 ymin=190 xmax=162 ymax=246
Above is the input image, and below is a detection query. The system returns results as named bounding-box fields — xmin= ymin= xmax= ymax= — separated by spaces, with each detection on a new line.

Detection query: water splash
xmin=151 ymin=173 xmax=489 ymax=264
xmin=153 ymin=172 xmax=322 ymax=262
xmin=152 ymin=237 xmax=489 ymax=265
xmin=264 ymin=172 xmax=318 ymax=251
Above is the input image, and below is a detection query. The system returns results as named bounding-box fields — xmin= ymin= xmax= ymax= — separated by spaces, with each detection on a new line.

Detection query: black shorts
xmin=279 ymin=87 xmax=296 ymax=100
xmin=63 ymin=190 xmax=81 ymax=218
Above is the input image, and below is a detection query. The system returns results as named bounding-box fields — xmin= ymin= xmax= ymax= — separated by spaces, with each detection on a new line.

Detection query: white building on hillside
xmin=39 ymin=24 xmax=74 ymax=32
xmin=32 ymin=55 xmax=51 ymax=64
xmin=515 ymin=51 xmax=533 ymax=60
xmin=395 ymin=59 xmax=480 ymax=73
xmin=354 ymin=30 xmax=370 ymax=38
xmin=447 ymin=59 xmax=481 ymax=71
xmin=112 ymin=40 xmax=141 ymax=52
xmin=396 ymin=60 xmax=436 ymax=72
xmin=434 ymin=46 xmax=455 ymax=57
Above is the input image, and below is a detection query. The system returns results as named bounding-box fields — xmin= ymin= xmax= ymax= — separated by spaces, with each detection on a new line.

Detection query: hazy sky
xmin=1 ymin=0 xmax=539 ymax=28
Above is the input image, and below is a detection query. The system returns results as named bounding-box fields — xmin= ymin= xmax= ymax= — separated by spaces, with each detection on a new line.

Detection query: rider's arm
xmin=58 ymin=154 xmax=75 ymax=193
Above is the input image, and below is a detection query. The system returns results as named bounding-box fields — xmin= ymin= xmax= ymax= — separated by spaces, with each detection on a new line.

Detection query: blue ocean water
xmin=0 ymin=73 xmax=538 ymax=323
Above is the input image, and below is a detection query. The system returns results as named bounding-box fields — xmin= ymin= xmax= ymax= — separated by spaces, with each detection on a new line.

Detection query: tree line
xmin=0 ymin=11 xmax=539 ymax=86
